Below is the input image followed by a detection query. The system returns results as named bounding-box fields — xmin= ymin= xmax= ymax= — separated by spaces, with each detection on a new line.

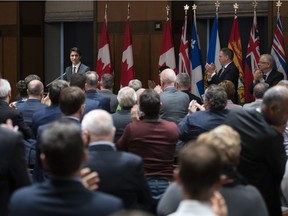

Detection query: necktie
xmin=73 ymin=67 xmax=76 ymax=74
xmin=218 ymin=67 xmax=225 ymax=77
xmin=263 ymin=74 xmax=267 ymax=81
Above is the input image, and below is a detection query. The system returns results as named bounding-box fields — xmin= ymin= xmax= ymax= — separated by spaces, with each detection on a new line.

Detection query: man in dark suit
xmin=0 ymin=124 xmax=31 ymax=216
xmin=225 ymin=85 xmax=288 ymax=216
xmin=10 ymin=120 xmax=123 ymax=216
xmin=158 ymin=68 xmax=190 ymax=124
xmin=206 ymin=47 xmax=239 ymax=104
xmin=85 ymin=71 xmax=111 ymax=112
xmin=0 ymin=79 xmax=33 ymax=140
xmin=64 ymin=47 xmax=90 ymax=82
xmin=249 ymin=54 xmax=284 ymax=93
xmin=99 ymin=73 xmax=118 ymax=113
xmin=82 ymin=109 xmax=151 ymax=211
xmin=17 ymin=79 xmax=48 ymax=128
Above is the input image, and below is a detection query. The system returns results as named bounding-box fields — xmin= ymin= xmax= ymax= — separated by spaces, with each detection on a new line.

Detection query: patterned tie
xmin=73 ymin=67 xmax=76 ymax=74
xmin=263 ymin=74 xmax=267 ymax=81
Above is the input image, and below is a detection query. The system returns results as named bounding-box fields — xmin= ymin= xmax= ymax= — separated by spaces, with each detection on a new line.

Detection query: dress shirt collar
xmin=89 ymin=141 xmax=116 ymax=150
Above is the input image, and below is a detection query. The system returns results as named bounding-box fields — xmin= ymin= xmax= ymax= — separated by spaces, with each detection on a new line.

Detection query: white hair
xmin=117 ymin=87 xmax=137 ymax=108
xmin=0 ymin=79 xmax=11 ymax=98
xmin=160 ymin=68 xmax=176 ymax=83
xmin=82 ymin=109 xmax=114 ymax=137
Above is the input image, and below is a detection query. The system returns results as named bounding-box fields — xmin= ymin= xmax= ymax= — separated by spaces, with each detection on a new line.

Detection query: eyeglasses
xmin=258 ymin=61 xmax=269 ymax=65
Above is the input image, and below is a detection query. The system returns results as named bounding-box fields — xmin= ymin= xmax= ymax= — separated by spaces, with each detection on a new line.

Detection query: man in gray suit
xmin=158 ymin=68 xmax=189 ymax=124
xmin=64 ymin=47 xmax=90 ymax=82
xmin=243 ymin=82 xmax=269 ymax=110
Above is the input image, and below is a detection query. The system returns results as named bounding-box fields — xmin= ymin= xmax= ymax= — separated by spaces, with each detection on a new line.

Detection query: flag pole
xmin=166 ymin=5 xmax=170 ymax=21
xmin=276 ymin=0 xmax=282 ymax=19
xmin=233 ymin=3 xmax=239 ymax=15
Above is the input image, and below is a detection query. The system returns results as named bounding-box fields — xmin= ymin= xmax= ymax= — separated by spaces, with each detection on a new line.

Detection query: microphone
xmin=46 ymin=72 xmax=67 ymax=88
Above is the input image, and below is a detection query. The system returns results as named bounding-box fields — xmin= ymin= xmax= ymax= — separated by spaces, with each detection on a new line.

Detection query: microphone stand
xmin=46 ymin=72 xmax=67 ymax=88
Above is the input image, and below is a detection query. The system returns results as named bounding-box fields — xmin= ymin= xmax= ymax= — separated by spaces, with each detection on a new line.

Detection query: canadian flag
xmin=159 ymin=19 xmax=176 ymax=71
xmin=96 ymin=13 xmax=113 ymax=80
xmin=121 ymin=16 xmax=134 ymax=87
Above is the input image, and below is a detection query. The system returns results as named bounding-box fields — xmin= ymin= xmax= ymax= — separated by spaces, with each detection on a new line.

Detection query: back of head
xmin=117 ymin=87 xmax=137 ymax=108
xmin=253 ymin=82 xmax=269 ymax=99
xmin=159 ymin=65 xmax=170 ymax=73
xmin=24 ymin=74 xmax=41 ymax=85
xmin=179 ymin=142 xmax=221 ymax=197
xmin=277 ymin=80 xmax=288 ymax=88
xmin=218 ymin=80 xmax=235 ymax=100
xmin=16 ymin=80 xmax=27 ymax=98
xmin=49 ymin=80 xmax=69 ymax=105
xmin=0 ymin=79 xmax=11 ymax=99
xmin=160 ymin=68 xmax=176 ymax=85
xmin=205 ymin=85 xmax=227 ymax=111
xmin=41 ymin=119 xmax=83 ymax=177
xmin=221 ymin=47 xmax=234 ymax=60
xmin=85 ymin=71 xmax=99 ymax=87
xmin=82 ymin=109 xmax=114 ymax=138
xmin=261 ymin=85 xmax=288 ymax=126
xmin=197 ymin=125 xmax=241 ymax=170
xmin=101 ymin=73 xmax=114 ymax=89
xmin=70 ymin=73 xmax=86 ymax=90
xmin=176 ymin=73 xmax=190 ymax=88
xmin=27 ymin=80 xmax=44 ymax=97
xmin=59 ymin=86 xmax=85 ymax=115
xmin=139 ymin=89 xmax=161 ymax=119
xmin=128 ymin=79 xmax=142 ymax=91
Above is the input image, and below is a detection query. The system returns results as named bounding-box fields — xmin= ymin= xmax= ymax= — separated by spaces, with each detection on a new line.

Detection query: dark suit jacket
xmin=181 ymin=90 xmax=202 ymax=104
xmin=84 ymin=98 xmax=101 ymax=115
xmin=208 ymin=62 xmax=239 ymax=104
xmin=111 ymin=108 xmax=132 ymax=143
xmin=225 ymin=109 xmax=286 ymax=216
xmin=0 ymin=101 xmax=33 ymax=139
xmin=98 ymin=89 xmax=118 ymax=113
xmin=64 ymin=63 xmax=90 ymax=82
xmin=17 ymin=99 xmax=48 ymax=128
xmin=249 ymin=70 xmax=284 ymax=94
xmin=0 ymin=128 xmax=31 ymax=216
xmin=9 ymin=179 xmax=123 ymax=216
xmin=86 ymin=90 xmax=111 ymax=113
xmin=178 ymin=109 xmax=230 ymax=142
xmin=86 ymin=143 xmax=151 ymax=211
xmin=159 ymin=86 xmax=190 ymax=124
xmin=32 ymin=104 xmax=62 ymax=137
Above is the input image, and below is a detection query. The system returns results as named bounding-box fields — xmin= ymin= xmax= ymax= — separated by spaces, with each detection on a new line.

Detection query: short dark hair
xmin=16 ymin=80 xmax=28 ymax=98
xmin=101 ymin=73 xmax=114 ymax=89
xmin=159 ymin=65 xmax=170 ymax=73
xmin=205 ymin=85 xmax=227 ymax=111
xmin=221 ymin=47 xmax=234 ymax=60
xmin=59 ymin=86 xmax=85 ymax=115
xmin=179 ymin=141 xmax=221 ymax=197
xmin=139 ymin=89 xmax=161 ymax=119
xmin=41 ymin=119 xmax=84 ymax=177
xmin=253 ymin=82 xmax=269 ymax=99
xmin=70 ymin=47 xmax=81 ymax=56
xmin=70 ymin=73 xmax=86 ymax=90
xmin=48 ymin=80 xmax=69 ymax=105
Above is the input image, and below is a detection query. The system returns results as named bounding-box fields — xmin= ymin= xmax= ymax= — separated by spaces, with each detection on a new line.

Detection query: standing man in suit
xmin=225 ymin=85 xmax=288 ymax=216
xmin=0 ymin=123 xmax=31 ymax=216
xmin=64 ymin=47 xmax=90 ymax=82
xmin=82 ymin=109 xmax=151 ymax=211
xmin=10 ymin=120 xmax=123 ymax=216
xmin=249 ymin=54 xmax=284 ymax=93
xmin=206 ymin=47 xmax=239 ymax=104
xmin=99 ymin=73 xmax=118 ymax=113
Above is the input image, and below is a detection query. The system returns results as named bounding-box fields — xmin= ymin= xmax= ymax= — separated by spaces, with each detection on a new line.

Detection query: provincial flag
xmin=178 ymin=15 xmax=190 ymax=74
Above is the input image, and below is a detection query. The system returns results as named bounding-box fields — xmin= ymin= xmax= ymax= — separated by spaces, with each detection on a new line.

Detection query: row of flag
xmin=96 ymin=5 xmax=287 ymax=103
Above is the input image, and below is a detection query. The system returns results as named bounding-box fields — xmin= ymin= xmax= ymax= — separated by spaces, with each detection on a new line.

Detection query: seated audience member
xmin=117 ymin=89 xmax=178 ymax=211
xmin=249 ymin=54 xmax=283 ymax=94
xmin=168 ymin=142 xmax=222 ymax=216
xmin=225 ymin=85 xmax=288 ymax=216
xmin=17 ymin=79 xmax=48 ymax=128
xmin=0 ymin=79 xmax=33 ymax=140
xmin=82 ymin=110 xmax=151 ymax=210
xmin=112 ymin=87 xmax=137 ymax=143
xmin=218 ymin=80 xmax=242 ymax=109
xmin=128 ymin=79 xmax=143 ymax=91
xmin=70 ymin=73 xmax=101 ymax=115
xmin=243 ymin=82 xmax=269 ymax=110
xmin=175 ymin=73 xmax=202 ymax=104
xmin=178 ymin=84 xmax=229 ymax=142
xmin=85 ymin=71 xmax=111 ymax=112
xmin=32 ymin=80 xmax=69 ymax=136
xmin=99 ymin=73 xmax=118 ymax=113
xmin=0 ymin=121 xmax=31 ymax=216
xmin=9 ymin=120 xmax=123 ymax=216
xmin=158 ymin=125 xmax=268 ymax=216
xmin=159 ymin=68 xmax=190 ymax=124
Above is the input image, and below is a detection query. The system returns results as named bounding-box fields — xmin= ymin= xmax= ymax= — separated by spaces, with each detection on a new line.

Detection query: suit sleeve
xmin=116 ymin=124 xmax=131 ymax=151
xmin=178 ymin=115 xmax=201 ymax=142
xmin=15 ymin=111 xmax=34 ymax=140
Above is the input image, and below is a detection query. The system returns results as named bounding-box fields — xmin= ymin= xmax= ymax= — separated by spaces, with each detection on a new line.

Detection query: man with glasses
xmin=249 ymin=54 xmax=283 ymax=93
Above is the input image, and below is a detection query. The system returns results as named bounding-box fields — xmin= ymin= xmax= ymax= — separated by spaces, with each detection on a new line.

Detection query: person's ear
xmin=40 ymin=153 xmax=49 ymax=171
xmin=81 ymin=129 xmax=90 ymax=146
xmin=174 ymin=168 xmax=182 ymax=185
